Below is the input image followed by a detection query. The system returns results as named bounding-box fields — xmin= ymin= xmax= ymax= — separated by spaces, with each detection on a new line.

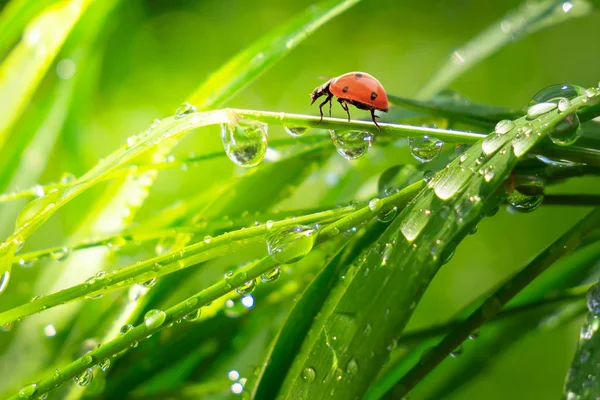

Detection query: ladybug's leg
xmin=318 ymin=94 xmax=332 ymax=122
xmin=370 ymin=109 xmax=381 ymax=131
xmin=328 ymin=98 xmax=332 ymax=117
xmin=337 ymin=99 xmax=351 ymax=122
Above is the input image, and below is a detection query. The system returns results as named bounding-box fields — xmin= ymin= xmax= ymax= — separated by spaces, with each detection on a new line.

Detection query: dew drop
xmin=507 ymin=189 xmax=543 ymax=213
xmin=183 ymin=308 xmax=201 ymax=321
xmin=144 ymin=309 xmax=167 ymax=329
xmin=558 ymin=98 xmax=570 ymax=112
xmin=423 ymin=170 xmax=435 ymax=184
xmin=450 ymin=345 xmax=464 ymax=357
xmin=301 ymin=367 xmax=316 ymax=382
xmin=284 ymin=126 xmax=308 ymax=137
xmin=99 ymin=358 xmax=111 ymax=372
xmin=368 ymin=198 xmax=382 ymax=212
xmin=346 ymin=358 xmax=359 ymax=375
xmin=155 ymin=236 xmax=176 ymax=256
xmin=387 ymin=338 xmax=398 ymax=351
xmin=408 ymin=136 xmax=443 ymax=163
xmin=15 ymin=190 xmax=62 ymax=230
xmin=267 ymin=225 xmax=316 ymax=264
xmin=527 ymin=102 xmax=556 ymax=119
xmin=548 ymin=113 xmax=581 ymax=146
xmin=175 ymin=103 xmax=196 ymax=119
xmin=494 ymin=119 xmax=514 ymax=134
xmin=329 ymin=130 xmax=373 ymax=160
xmin=235 ymin=279 xmax=256 ymax=295
xmin=18 ymin=383 xmax=37 ymax=399
xmin=260 ymin=266 xmax=281 ymax=283
xmin=586 ymin=284 xmax=600 ymax=314
xmin=0 ymin=271 xmax=10 ymax=294
xmin=203 ymin=235 xmax=212 ymax=244
xmin=376 ymin=206 xmax=398 ymax=223
xmin=73 ymin=368 xmax=93 ymax=386
xmin=59 ymin=172 xmax=77 ymax=184
xmin=81 ymin=354 xmax=93 ymax=365
xmin=119 ymin=324 xmax=134 ymax=335
xmin=33 ymin=185 xmax=45 ymax=198
xmin=221 ymin=120 xmax=268 ymax=167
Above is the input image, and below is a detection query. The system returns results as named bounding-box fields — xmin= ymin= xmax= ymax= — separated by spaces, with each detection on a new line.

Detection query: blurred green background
xmin=1 ymin=0 xmax=599 ymax=398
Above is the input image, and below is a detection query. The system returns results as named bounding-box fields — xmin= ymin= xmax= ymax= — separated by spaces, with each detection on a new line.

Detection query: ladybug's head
xmin=310 ymin=80 xmax=332 ymax=105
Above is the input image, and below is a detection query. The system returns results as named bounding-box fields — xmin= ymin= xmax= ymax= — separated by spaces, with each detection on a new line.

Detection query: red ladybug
xmin=310 ymin=72 xmax=389 ymax=130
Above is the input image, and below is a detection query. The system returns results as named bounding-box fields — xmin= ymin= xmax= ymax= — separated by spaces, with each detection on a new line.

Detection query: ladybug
xmin=310 ymin=72 xmax=389 ymax=130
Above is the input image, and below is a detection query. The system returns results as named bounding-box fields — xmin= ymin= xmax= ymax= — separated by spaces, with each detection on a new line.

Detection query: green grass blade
xmin=275 ymin=88 xmax=599 ymax=399
xmin=416 ymin=0 xmax=592 ymax=99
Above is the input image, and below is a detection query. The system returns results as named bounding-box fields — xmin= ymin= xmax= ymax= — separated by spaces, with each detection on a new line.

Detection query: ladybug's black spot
xmin=370 ymin=91 xmax=378 ymax=100
xmin=355 ymin=73 xmax=363 ymax=79
xmin=342 ymin=86 xmax=349 ymax=93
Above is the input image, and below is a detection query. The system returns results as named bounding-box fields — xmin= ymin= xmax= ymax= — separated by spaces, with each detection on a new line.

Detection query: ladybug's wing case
xmin=329 ymin=72 xmax=389 ymax=111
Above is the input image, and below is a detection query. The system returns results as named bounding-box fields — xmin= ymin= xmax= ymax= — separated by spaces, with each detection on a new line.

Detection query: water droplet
xmin=267 ymin=225 xmax=316 ymax=264
xmin=221 ymin=120 xmax=268 ymax=167
xmin=50 ymin=247 xmax=69 ymax=261
xmin=81 ymin=354 xmax=93 ymax=365
xmin=18 ymin=383 xmax=37 ymax=399
xmin=235 ymin=279 xmax=256 ymax=295
xmin=37 ymin=392 xmax=48 ymax=400
xmin=183 ymin=308 xmax=201 ymax=321
xmin=387 ymin=338 xmax=398 ymax=351
xmin=368 ymin=198 xmax=382 ymax=212
xmin=346 ymin=358 xmax=359 ymax=375
xmin=527 ymin=102 xmax=556 ymax=119
xmin=15 ymin=190 xmax=62 ymax=230
xmin=284 ymin=126 xmax=308 ymax=137
xmin=376 ymin=206 xmax=398 ymax=223
xmin=18 ymin=258 xmax=34 ymax=268
xmin=33 ymin=185 xmax=45 ymax=198
xmin=175 ymin=103 xmax=196 ymax=119
xmin=231 ymin=382 xmax=244 ymax=394
xmin=507 ymin=189 xmax=543 ymax=213
xmin=73 ymin=368 xmax=93 ymax=386
xmin=301 ymin=367 xmax=316 ymax=382
xmin=0 ymin=271 xmax=10 ymax=294
xmin=558 ymin=98 xmax=570 ymax=112
xmin=99 ymin=358 xmax=111 ymax=372
xmin=450 ymin=345 xmax=464 ymax=357
xmin=120 ymin=324 xmax=134 ymax=335
xmin=144 ymin=309 xmax=166 ymax=329
xmin=330 ymin=130 xmax=373 ymax=160
xmin=548 ymin=113 xmax=581 ymax=146
xmin=494 ymin=119 xmax=514 ymax=134
xmin=260 ymin=266 xmax=281 ymax=283
xmin=408 ymin=136 xmax=443 ymax=163
xmin=203 ymin=235 xmax=212 ymax=244
xmin=423 ymin=170 xmax=435 ymax=183
xmin=586 ymin=284 xmax=600 ymax=314
xmin=155 ymin=236 xmax=176 ymax=256
xmin=59 ymin=172 xmax=77 ymax=184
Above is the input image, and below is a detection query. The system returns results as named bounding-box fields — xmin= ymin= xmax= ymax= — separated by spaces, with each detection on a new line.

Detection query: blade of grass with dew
xmin=0 ymin=0 xmax=95 ymax=152
xmin=376 ymin=213 xmax=600 ymax=399
xmin=1 ymin=177 xmax=424 ymax=399
xmin=274 ymin=88 xmax=600 ymax=399
xmin=416 ymin=0 xmax=592 ymax=100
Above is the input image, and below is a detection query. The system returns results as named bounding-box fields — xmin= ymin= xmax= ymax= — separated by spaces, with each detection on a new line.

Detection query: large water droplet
xmin=235 ymin=279 xmax=256 ymax=295
xmin=301 ymin=367 xmax=316 ymax=382
xmin=284 ymin=126 xmax=308 ymax=137
xmin=99 ymin=358 xmax=111 ymax=372
xmin=507 ymin=189 xmax=543 ymax=213
xmin=175 ymin=103 xmax=196 ymax=119
xmin=260 ymin=266 xmax=281 ymax=283
xmin=548 ymin=113 xmax=580 ymax=146
xmin=494 ymin=119 xmax=514 ymax=134
xmin=329 ymin=130 xmax=373 ymax=160
xmin=18 ymin=383 xmax=37 ymax=399
xmin=267 ymin=225 xmax=316 ymax=264
xmin=586 ymin=284 xmax=600 ymax=314
xmin=221 ymin=120 xmax=268 ymax=167
xmin=408 ymin=136 xmax=443 ymax=163
xmin=15 ymin=190 xmax=62 ymax=230
xmin=144 ymin=309 xmax=167 ymax=329
xmin=73 ymin=368 xmax=93 ymax=386
xmin=376 ymin=206 xmax=398 ymax=223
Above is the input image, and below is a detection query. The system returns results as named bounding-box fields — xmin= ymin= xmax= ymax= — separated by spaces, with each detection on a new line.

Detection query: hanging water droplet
xmin=494 ymin=119 xmax=514 ymax=134
xmin=346 ymin=358 xmax=359 ymax=375
xmin=408 ymin=136 xmax=443 ymax=163
xmin=329 ymin=130 xmax=373 ymax=160
xmin=260 ymin=266 xmax=281 ymax=283
xmin=183 ymin=308 xmax=201 ymax=321
xmin=267 ymin=225 xmax=316 ymax=264
xmin=18 ymin=383 xmax=37 ymax=399
xmin=235 ymin=279 xmax=256 ymax=295
xmin=548 ymin=113 xmax=581 ymax=146
xmin=140 ymin=278 xmax=156 ymax=288
xmin=144 ymin=309 xmax=166 ymax=329
xmin=368 ymin=198 xmax=382 ymax=212
xmin=301 ymin=367 xmax=316 ymax=382
xmin=284 ymin=126 xmax=308 ymax=137
xmin=586 ymin=284 xmax=600 ymax=314
xmin=507 ymin=189 xmax=543 ymax=213
xmin=73 ymin=368 xmax=93 ymax=386
xmin=0 ymin=271 xmax=10 ymax=294
xmin=221 ymin=120 xmax=268 ymax=167
xmin=50 ymin=247 xmax=69 ymax=261
xmin=99 ymin=358 xmax=111 ymax=372
xmin=175 ymin=103 xmax=196 ymax=119
xmin=423 ymin=170 xmax=435 ymax=184
xmin=155 ymin=236 xmax=176 ymax=256
xmin=376 ymin=206 xmax=398 ymax=223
